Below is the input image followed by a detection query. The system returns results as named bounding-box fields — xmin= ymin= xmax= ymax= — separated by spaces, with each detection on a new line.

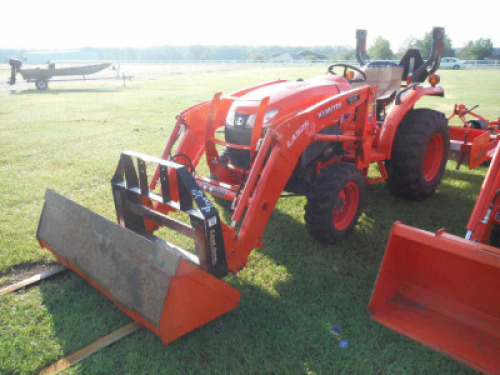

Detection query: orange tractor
xmin=38 ymin=28 xmax=449 ymax=344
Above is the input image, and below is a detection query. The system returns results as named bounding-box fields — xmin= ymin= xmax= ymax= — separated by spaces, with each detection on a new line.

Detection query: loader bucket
xmin=37 ymin=188 xmax=241 ymax=344
xmin=368 ymin=222 xmax=500 ymax=374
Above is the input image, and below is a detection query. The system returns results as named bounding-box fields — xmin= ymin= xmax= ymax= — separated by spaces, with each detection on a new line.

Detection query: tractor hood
xmin=226 ymin=75 xmax=351 ymax=128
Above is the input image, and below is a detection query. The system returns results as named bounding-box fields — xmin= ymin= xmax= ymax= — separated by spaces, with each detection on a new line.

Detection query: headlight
xmin=226 ymin=106 xmax=280 ymax=129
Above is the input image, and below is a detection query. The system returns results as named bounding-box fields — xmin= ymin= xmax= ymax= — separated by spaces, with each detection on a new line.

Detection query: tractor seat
xmin=353 ymin=62 xmax=404 ymax=101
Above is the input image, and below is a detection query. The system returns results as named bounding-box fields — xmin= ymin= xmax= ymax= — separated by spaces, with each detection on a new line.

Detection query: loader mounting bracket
xmin=111 ymin=151 xmax=228 ymax=278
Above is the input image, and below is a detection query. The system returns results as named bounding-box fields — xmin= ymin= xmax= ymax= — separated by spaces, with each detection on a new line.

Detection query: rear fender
xmin=377 ymin=85 xmax=445 ymax=159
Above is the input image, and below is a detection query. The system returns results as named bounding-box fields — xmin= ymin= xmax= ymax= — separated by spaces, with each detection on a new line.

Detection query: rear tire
xmin=305 ymin=163 xmax=365 ymax=244
xmin=386 ymin=108 xmax=449 ymax=201
xmin=35 ymin=79 xmax=48 ymax=90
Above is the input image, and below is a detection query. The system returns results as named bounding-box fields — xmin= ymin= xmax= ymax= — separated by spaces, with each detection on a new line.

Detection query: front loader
xmin=369 ymin=118 xmax=500 ymax=373
xmin=37 ymin=27 xmax=449 ymax=344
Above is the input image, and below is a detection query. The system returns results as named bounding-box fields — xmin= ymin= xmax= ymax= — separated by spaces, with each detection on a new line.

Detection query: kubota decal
xmin=318 ymin=103 xmax=343 ymax=120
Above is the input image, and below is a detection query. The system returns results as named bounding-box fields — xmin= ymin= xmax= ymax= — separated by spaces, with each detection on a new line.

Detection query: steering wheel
xmin=327 ymin=64 xmax=367 ymax=83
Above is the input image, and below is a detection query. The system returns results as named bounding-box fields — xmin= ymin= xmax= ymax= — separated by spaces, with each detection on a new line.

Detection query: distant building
xmin=270 ymin=50 xmax=327 ymax=62
xmin=270 ymin=53 xmax=304 ymax=62
xmin=24 ymin=49 xmax=99 ymax=64
xmin=298 ymin=50 xmax=328 ymax=60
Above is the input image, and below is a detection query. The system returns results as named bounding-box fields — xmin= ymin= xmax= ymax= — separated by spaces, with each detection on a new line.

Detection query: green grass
xmin=1 ymin=66 xmax=499 ymax=374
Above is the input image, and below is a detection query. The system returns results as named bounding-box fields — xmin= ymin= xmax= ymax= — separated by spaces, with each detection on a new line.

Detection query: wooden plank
xmin=39 ymin=322 xmax=141 ymax=375
xmin=0 ymin=265 xmax=67 ymax=296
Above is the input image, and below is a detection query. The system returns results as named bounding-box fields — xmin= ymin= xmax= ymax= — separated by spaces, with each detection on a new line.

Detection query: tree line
xmin=0 ymin=45 xmax=350 ymax=63
xmin=0 ymin=33 xmax=495 ymax=63
xmin=363 ymin=32 xmax=495 ymax=61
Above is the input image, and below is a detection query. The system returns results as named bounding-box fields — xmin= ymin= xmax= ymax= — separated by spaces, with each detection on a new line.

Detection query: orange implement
xmin=449 ymin=126 xmax=494 ymax=170
xmin=368 ymin=222 xmax=500 ymax=374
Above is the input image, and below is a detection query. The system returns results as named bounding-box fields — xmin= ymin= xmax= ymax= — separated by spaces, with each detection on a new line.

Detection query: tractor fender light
xmin=428 ymin=74 xmax=440 ymax=87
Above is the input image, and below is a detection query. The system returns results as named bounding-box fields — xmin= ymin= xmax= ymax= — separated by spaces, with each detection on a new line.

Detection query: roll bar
xmin=355 ymin=27 xmax=445 ymax=83
xmin=412 ymin=27 xmax=445 ymax=82
xmin=355 ymin=29 xmax=368 ymax=67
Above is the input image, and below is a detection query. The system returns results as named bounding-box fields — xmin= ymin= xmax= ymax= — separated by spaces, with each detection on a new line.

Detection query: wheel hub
xmin=333 ymin=182 xmax=360 ymax=230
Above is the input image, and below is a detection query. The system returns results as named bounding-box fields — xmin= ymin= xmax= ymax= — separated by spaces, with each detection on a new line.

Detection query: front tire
xmin=305 ymin=163 xmax=365 ymax=244
xmin=386 ymin=108 xmax=449 ymax=201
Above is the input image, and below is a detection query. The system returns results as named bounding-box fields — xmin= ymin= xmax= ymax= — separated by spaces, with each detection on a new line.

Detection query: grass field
xmin=1 ymin=65 xmax=499 ymax=374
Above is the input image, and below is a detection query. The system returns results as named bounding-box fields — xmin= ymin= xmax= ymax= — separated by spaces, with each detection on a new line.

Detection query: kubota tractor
xmin=37 ymin=27 xmax=449 ymax=344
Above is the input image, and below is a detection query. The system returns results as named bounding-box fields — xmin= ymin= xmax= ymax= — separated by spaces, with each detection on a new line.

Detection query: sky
xmin=2 ymin=0 xmax=498 ymax=51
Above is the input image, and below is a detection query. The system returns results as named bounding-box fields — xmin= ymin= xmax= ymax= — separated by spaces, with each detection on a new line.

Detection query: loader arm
xmin=466 ymin=140 xmax=500 ymax=243
xmin=230 ymin=86 xmax=377 ymax=269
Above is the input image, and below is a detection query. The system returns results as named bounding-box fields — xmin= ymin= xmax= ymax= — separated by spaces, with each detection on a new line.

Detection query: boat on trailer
xmin=8 ymin=59 xmax=121 ymax=90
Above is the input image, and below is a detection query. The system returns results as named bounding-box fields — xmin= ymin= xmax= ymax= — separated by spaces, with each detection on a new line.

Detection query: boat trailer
xmin=8 ymin=58 xmax=133 ymax=90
